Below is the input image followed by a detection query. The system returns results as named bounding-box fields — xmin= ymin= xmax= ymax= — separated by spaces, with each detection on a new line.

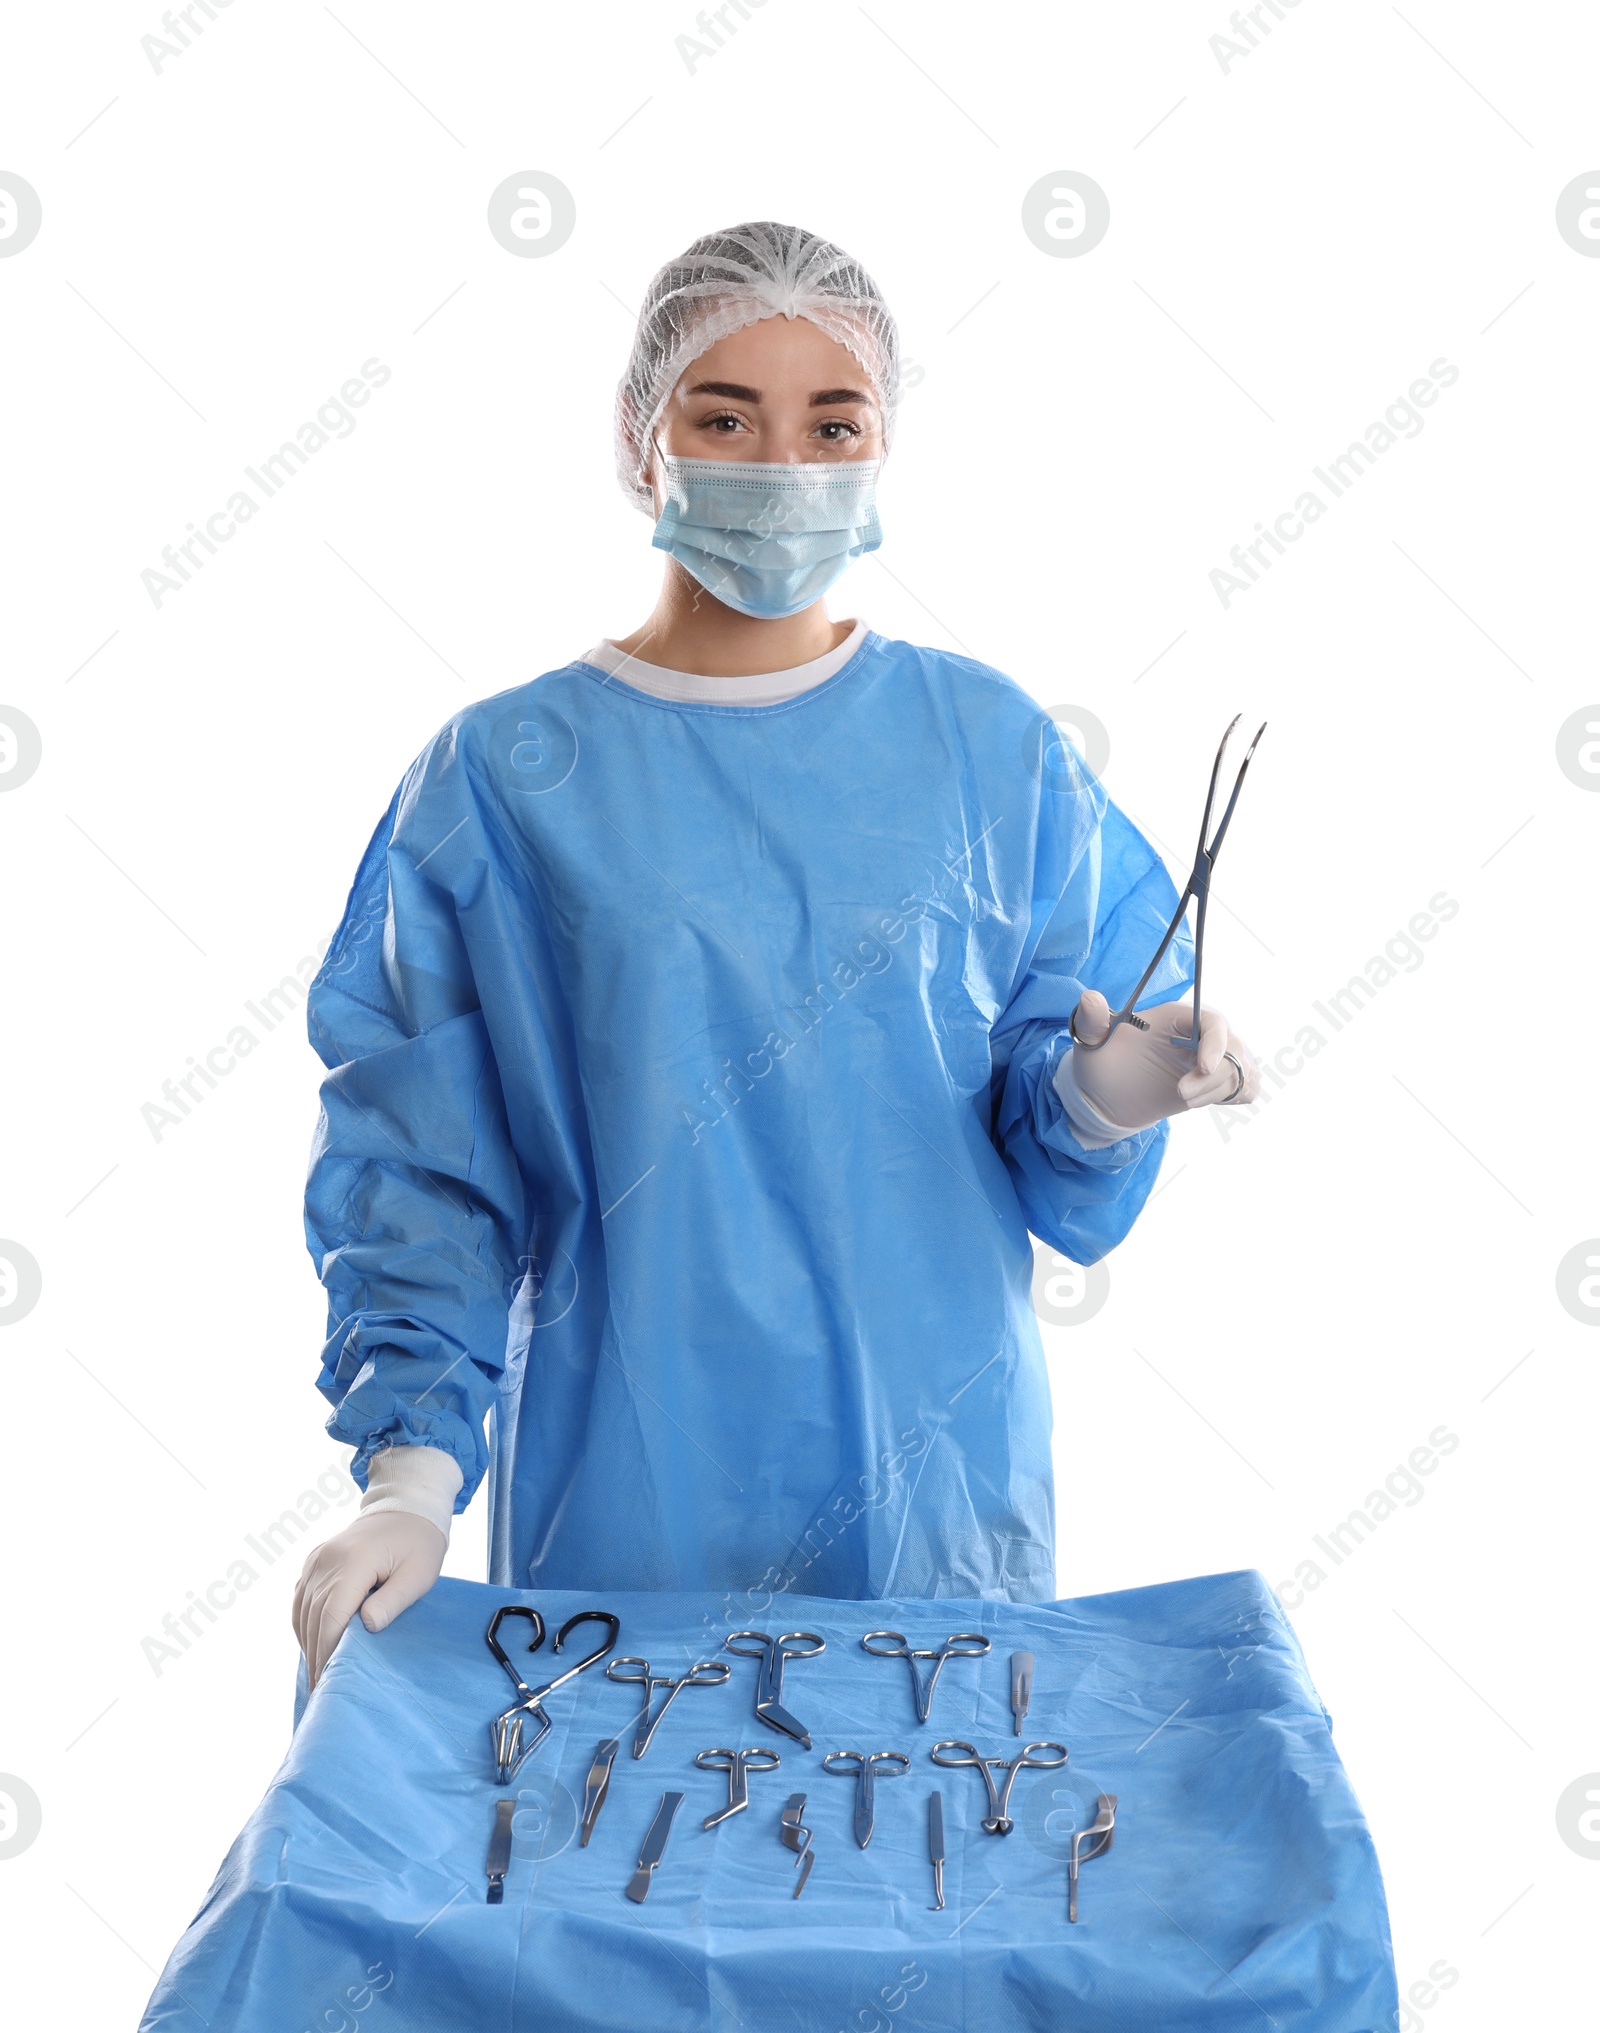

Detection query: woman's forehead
xmin=674 ymin=314 xmax=872 ymax=395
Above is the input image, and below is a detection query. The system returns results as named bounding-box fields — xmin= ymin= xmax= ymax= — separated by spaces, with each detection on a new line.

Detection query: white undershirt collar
xmin=578 ymin=619 xmax=867 ymax=706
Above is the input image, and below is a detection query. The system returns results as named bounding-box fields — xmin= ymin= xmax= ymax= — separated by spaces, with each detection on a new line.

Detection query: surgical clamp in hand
xmin=485 ymin=1605 xmax=620 ymax=1785
xmin=605 ymin=1654 xmax=730 ymax=1758
xmin=780 ymin=1791 xmax=814 ymax=1898
xmin=724 ymin=1629 xmax=826 ymax=1749
xmin=1070 ymin=714 xmax=1267 ymax=1056
xmin=822 ymin=1749 xmax=911 ymax=1848
xmin=861 ymin=1629 xmax=990 ymax=1725
xmin=1069 ymin=1793 xmax=1117 ymax=1922
xmin=930 ymin=1739 xmax=1069 ymax=1836
xmin=695 ymin=1746 xmax=782 ymax=1829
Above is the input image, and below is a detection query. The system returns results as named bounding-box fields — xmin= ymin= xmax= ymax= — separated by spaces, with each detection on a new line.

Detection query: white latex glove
xmin=1054 ymin=992 xmax=1261 ymax=1145
xmin=292 ymin=1511 xmax=446 ymax=1689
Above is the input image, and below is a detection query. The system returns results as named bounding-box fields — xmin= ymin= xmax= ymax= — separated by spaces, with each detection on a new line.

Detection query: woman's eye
xmin=704 ymin=412 xmax=745 ymax=432
xmin=815 ymin=419 xmax=860 ymax=442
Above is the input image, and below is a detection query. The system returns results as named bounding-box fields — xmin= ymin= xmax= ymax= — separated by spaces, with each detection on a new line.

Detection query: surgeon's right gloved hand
xmin=292 ymin=1445 xmax=462 ymax=1688
xmin=1054 ymin=990 xmax=1261 ymax=1148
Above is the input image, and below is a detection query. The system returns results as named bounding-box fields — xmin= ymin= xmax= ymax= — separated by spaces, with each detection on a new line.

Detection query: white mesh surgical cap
xmin=614 ymin=220 xmax=900 ymax=513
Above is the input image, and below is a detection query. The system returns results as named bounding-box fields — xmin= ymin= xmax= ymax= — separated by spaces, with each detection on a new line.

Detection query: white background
xmin=1 ymin=1 xmax=1595 ymax=2025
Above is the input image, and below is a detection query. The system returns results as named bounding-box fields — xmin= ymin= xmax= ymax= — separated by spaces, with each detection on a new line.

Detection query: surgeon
xmin=293 ymin=222 xmax=1261 ymax=1685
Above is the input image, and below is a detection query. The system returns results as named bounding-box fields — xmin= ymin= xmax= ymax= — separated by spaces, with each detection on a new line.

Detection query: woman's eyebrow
xmin=810 ymin=387 xmax=870 ymax=406
xmin=687 ymin=379 xmax=761 ymax=401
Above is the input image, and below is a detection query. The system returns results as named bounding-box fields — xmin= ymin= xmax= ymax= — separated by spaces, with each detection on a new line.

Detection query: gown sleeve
xmin=302 ymin=748 xmax=529 ymax=1506
xmin=990 ymin=737 xmax=1194 ymax=1265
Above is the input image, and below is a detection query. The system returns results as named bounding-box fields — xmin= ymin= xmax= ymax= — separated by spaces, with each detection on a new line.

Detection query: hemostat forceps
xmin=930 ymin=1739 xmax=1068 ymax=1836
xmin=486 ymin=1605 xmax=620 ymax=1785
xmin=1071 ymin=715 xmax=1266 ymax=1056
xmin=861 ymin=1630 xmax=990 ymax=1725
xmin=605 ymin=1654 xmax=730 ymax=1758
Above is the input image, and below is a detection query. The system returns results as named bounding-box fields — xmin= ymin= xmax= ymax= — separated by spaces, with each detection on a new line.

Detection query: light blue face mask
xmin=651 ymin=456 xmax=882 ymax=619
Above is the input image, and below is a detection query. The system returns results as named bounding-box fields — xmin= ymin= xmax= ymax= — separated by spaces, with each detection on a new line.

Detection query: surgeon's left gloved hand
xmin=292 ymin=1445 xmax=462 ymax=1688
xmin=1054 ymin=991 xmax=1261 ymax=1149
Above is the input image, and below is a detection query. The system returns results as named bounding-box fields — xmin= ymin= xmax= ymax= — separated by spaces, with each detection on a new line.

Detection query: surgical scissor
xmin=485 ymin=1605 xmax=620 ymax=1785
xmin=1070 ymin=715 xmax=1266 ymax=1056
xmin=695 ymin=1746 xmax=783 ymax=1829
xmin=860 ymin=1629 xmax=991 ymax=1724
xmin=930 ymin=1738 xmax=1069 ymax=1836
xmin=605 ymin=1654 xmax=731 ymax=1759
xmin=822 ymin=1749 xmax=910 ymax=1848
xmin=724 ymin=1630 xmax=826 ymax=1749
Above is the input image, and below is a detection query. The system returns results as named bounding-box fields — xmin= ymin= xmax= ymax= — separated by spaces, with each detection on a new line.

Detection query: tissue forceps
xmin=486 ymin=1605 xmax=620 ymax=1784
xmin=1071 ymin=714 xmax=1266 ymax=1055
xmin=860 ymin=1630 xmax=991 ymax=1724
xmin=930 ymin=1739 xmax=1069 ymax=1835
xmin=605 ymin=1655 xmax=730 ymax=1758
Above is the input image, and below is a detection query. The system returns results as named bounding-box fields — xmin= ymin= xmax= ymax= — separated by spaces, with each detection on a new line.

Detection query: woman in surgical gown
xmin=293 ymin=223 xmax=1260 ymax=1684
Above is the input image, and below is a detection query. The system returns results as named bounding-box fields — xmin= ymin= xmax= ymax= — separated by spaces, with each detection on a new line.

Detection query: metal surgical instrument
xmin=860 ymin=1629 xmax=990 ymax=1725
xmin=822 ymin=1749 xmax=910 ymax=1848
xmin=930 ymin=1739 xmax=1069 ymax=1836
xmin=485 ymin=1798 xmax=514 ymax=1905
xmin=696 ymin=1746 xmax=782 ymax=1829
xmin=724 ymin=1630 xmax=825 ymax=1749
xmin=1010 ymin=1652 xmax=1034 ymax=1737
xmin=1070 ymin=715 xmax=1267 ymax=1056
xmin=486 ymin=1605 xmax=621 ymax=1785
xmin=780 ymin=1792 xmax=814 ymax=1897
xmin=579 ymin=1737 xmax=619 ymax=1847
xmin=1068 ymin=1793 xmax=1117 ymax=1923
xmin=605 ymin=1655 xmax=730 ymax=1758
xmin=625 ymin=1791 xmax=684 ymax=1904
xmin=928 ymin=1791 xmax=946 ymax=1911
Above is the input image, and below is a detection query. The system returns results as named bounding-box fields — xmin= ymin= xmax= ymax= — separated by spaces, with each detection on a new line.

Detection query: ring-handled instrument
xmin=485 ymin=1604 xmax=621 ymax=1785
xmin=1069 ymin=714 xmax=1266 ymax=1057
xmin=1069 ymin=1793 xmax=1117 ymax=1922
xmin=485 ymin=1798 xmax=514 ymax=1905
xmin=779 ymin=1791 xmax=814 ymax=1897
xmin=928 ymin=1790 xmax=946 ymax=1911
xmin=930 ymin=1738 xmax=1069 ymax=1836
xmin=625 ymin=1791 xmax=684 ymax=1904
xmin=695 ymin=1746 xmax=782 ymax=1829
xmin=1010 ymin=1652 xmax=1033 ymax=1737
xmin=822 ymin=1749 xmax=910 ymax=1849
xmin=579 ymin=1737 xmax=619 ymax=1847
xmin=724 ymin=1629 xmax=825 ymax=1748
xmin=605 ymin=1654 xmax=730 ymax=1758
xmin=860 ymin=1629 xmax=990 ymax=1725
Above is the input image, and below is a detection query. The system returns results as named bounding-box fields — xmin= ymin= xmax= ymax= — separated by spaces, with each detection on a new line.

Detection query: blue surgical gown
xmin=304 ymin=631 xmax=1191 ymax=1602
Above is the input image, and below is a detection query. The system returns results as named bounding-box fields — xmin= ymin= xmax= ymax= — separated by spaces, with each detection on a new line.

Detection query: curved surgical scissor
xmin=485 ymin=1605 xmax=620 ymax=1784
xmin=822 ymin=1748 xmax=911 ymax=1848
xmin=930 ymin=1738 xmax=1069 ymax=1835
xmin=694 ymin=1746 xmax=783 ymax=1829
xmin=1071 ymin=714 xmax=1266 ymax=1056
xmin=605 ymin=1655 xmax=731 ymax=1759
xmin=724 ymin=1630 xmax=826 ymax=1749
xmin=860 ymin=1630 xmax=991 ymax=1724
